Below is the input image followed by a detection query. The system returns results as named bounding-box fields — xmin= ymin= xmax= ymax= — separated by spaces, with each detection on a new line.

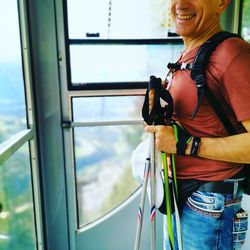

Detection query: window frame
xmin=63 ymin=0 xmax=183 ymax=91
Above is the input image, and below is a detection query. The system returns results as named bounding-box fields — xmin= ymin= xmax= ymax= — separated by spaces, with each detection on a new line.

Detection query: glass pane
xmin=74 ymin=125 xmax=144 ymax=227
xmin=73 ymin=96 xmax=145 ymax=227
xmin=0 ymin=143 xmax=37 ymax=250
xmin=241 ymin=0 xmax=250 ymax=42
xmin=0 ymin=1 xmax=26 ymax=142
xmin=73 ymin=96 xmax=144 ymax=122
xmin=67 ymin=0 xmax=176 ymax=39
xmin=70 ymin=44 xmax=182 ymax=83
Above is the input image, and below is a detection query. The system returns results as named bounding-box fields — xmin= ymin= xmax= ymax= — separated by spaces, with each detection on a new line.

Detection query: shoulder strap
xmin=191 ymin=31 xmax=240 ymax=118
xmin=205 ymin=87 xmax=237 ymax=135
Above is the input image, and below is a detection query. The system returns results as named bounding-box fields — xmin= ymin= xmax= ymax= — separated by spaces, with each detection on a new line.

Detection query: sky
xmin=0 ymin=1 xmax=21 ymax=62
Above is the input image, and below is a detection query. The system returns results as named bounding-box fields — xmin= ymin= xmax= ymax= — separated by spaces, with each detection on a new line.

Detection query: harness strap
xmin=191 ymin=32 xmax=240 ymax=118
xmin=167 ymin=62 xmax=194 ymax=71
xmin=167 ymin=31 xmax=241 ymax=119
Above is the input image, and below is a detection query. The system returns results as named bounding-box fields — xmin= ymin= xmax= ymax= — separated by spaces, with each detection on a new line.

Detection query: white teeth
xmin=177 ymin=14 xmax=194 ymax=20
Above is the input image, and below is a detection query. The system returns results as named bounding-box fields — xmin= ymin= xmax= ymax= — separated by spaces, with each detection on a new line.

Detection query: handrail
xmin=0 ymin=129 xmax=34 ymax=165
xmin=62 ymin=119 xmax=144 ymax=128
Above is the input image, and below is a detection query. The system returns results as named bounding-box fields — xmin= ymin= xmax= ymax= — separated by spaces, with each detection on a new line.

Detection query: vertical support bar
xmin=25 ymin=0 xmax=70 ymax=249
xmin=18 ymin=1 xmax=44 ymax=249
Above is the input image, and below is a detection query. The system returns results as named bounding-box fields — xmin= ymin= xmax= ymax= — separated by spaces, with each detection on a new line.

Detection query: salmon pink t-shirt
xmin=169 ymin=37 xmax=250 ymax=181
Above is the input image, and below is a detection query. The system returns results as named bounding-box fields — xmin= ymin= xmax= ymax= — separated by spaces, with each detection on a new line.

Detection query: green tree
xmin=0 ymin=150 xmax=36 ymax=250
xmin=243 ymin=0 xmax=250 ymax=25
xmin=242 ymin=0 xmax=250 ymax=41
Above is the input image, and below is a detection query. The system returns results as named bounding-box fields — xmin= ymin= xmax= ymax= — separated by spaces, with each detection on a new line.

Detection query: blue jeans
xmin=164 ymin=179 xmax=248 ymax=250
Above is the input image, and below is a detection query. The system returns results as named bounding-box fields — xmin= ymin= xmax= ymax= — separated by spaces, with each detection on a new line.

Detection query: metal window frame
xmin=62 ymin=0 xmax=183 ymax=91
xmin=0 ymin=1 xmax=44 ymax=249
xmin=0 ymin=129 xmax=33 ymax=165
xmin=232 ymin=0 xmax=241 ymax=34
xmin=18 ymin=1 xmax=44 ymax=249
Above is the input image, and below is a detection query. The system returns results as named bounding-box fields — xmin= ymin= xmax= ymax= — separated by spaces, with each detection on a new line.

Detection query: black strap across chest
xmin=167 ymin=31 xmax=240 ymax=120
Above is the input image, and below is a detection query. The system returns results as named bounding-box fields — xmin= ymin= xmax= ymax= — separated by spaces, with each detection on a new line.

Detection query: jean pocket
xmin=233 ymin=209 xmax=248 ymax=250
xmin=187 ymin=191 xmax=224 ymax=218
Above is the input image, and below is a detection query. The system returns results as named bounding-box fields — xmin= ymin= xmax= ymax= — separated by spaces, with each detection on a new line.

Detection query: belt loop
xmin=233 ymin=179 xmax=239 ymax=198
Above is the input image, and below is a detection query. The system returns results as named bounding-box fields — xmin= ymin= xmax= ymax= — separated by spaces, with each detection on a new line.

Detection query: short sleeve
xmin=222 ymin=50 xmax=250 ymax=122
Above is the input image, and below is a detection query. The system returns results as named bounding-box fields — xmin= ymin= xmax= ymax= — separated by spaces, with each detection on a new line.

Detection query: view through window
xmin=70 ymin=44 xmax=183 ymax=84
xmin=67 ymin=0 xmax=175 ymax=39
xmin=0 ymin=1 xmax=37 ymax=249
xmin=73 ymin=96 xmax=145 ymax=226
xmin=241 ymin=0 xmax=250 ymax=42
xmin=66 ymin=0 xmax=183 ymax=227
xmin=66 ymin=0 xmax=182 ymax=88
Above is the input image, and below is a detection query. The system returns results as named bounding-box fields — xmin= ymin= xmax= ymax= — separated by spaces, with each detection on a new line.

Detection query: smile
xmin=177 ymin=14 xmax=195 ymax=20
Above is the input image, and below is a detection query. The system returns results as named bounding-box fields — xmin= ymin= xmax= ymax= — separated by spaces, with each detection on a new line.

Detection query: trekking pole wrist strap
xmin=190 ymin=136 xmax=201 ymax=157
xmin=172 ymin=123 xmax=193 ymax=156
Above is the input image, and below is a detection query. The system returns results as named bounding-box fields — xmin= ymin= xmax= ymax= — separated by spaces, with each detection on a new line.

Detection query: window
xmin=70 ymin=44 xmax=182 ymax=86
xmin=65 ymin=0 xmax=183 ymax=228
xmin=0 ymin=1 xmax=26 ymax=141
xmin=241 ymin=0 xmax=250 ymax=42
xmin=0 ymin=1 xmax=38 ymax=249
xmin=67 ymin=0 xmax=175 ymax=40
xmin=0 ymin=144 xmax=37 ymax=250
xmin=65 ymin=0 xmax=182 ymax=90
xmin=73 ymin=96 xmax=145 ymax=226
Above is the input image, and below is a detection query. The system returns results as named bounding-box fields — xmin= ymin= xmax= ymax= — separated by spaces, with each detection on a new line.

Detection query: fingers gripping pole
xmin=134 ymin=158 xmax=150 ymax=250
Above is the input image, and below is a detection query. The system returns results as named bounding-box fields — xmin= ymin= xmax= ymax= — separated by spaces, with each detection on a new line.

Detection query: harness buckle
xmin=180 ymin=63 xmax=187 ymax=70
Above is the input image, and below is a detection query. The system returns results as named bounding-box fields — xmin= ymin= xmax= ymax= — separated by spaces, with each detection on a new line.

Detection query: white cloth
xmin=131 ymin=138 xmax=164 ymax=209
